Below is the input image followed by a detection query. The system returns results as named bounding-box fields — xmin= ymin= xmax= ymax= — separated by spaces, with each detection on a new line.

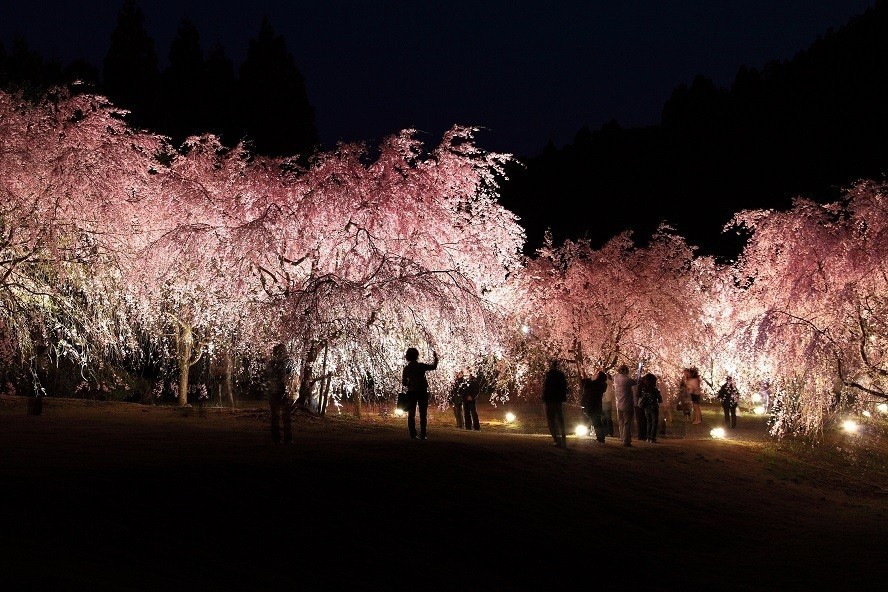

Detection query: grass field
xmin=2 ymin=394 xmax=885 ymax=591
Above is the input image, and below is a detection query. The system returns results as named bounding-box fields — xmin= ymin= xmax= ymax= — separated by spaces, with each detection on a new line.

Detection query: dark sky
xmin=0 ymin=1 xmax=876 ymax=157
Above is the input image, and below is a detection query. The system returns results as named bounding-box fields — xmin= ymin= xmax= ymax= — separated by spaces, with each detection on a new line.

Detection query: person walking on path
xmin=613 ymin=363 xmax=638 ymax=446
xmin=683 ymin=367 xmax=704 ymax=425
xmin=717 ymin=375 xmax=740 ymax=428
xmin=265 ymin=343 xmax=294 ymax=445
xmin=542 ymin=359 xmax=569 ymax=448
xmin=638 ymin=372 xmax=663 ymax=442
xmin=580 ymin=369 xmax=607 ymax=443
xmin=449 ymin=369 xmax=466 ymax=429
xmin=461 ymin=370 xmax=481 ymax=430
xmin=402 ymin=347 xmax=439 ymax=440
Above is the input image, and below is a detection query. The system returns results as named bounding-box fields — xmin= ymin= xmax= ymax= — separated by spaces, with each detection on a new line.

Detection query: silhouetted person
xmin=634 ymin=380 xmax=648 ymax=441
xmin=461 ymin=370 xmax=481 ymax=431
xmin=602 ymin=372 xmax=615 ymax=437
xmin=449 ymin=369 xmax=465 ymax=428
xmin=542 ymin=359 xmax=568 ymax=448
xmin=717 ymin=375 xmax=740 ymax=428
xmin=264 ymin=343 xmax=293 ymax=444
xmin=581 ymin=369 xmax=607 ymax=443
xmin=402 ymin=347 xmax=439 ymax=440
xmin=639 ymin=372 xmax=663 ymax=442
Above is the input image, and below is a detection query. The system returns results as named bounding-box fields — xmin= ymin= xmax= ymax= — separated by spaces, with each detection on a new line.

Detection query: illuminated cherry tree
xmin=234 ymin=127 xmax=526 ymax=407
xmin=10 ymin=85 xmax=888 ymax=442
xmin=498 ymin=226 xmax=706 ymax=401
xmin=0 ymin=88 xmax=162 ymax=385
xmin=730 ymin=181 xmax=888 ymax=437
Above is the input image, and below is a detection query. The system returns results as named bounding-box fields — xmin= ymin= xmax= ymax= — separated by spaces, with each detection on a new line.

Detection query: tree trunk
xmin=224 ymin=351 xmax=235 ymax=408
xmin=175 ymin=323 xmax=193 ymax=407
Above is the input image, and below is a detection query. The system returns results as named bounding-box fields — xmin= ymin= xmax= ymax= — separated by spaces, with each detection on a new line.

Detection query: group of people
xmin=263 ymin=342 xmax=741 ymax=446
xmin=557 ymin=361 xmax=664 ymax=448
xmin=448 ymin=367 xmax=481 ymax=431
xmin=546 ymin=361 xmax=742 ymax=449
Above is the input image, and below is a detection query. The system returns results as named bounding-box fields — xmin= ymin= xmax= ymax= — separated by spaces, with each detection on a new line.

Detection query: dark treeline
xmin=0 ymin=0 xmax=317 ymax=158
xmin=499 ymin=0 xmax=888 ymax=260
xmin=3 ymin=1 xmax=888 ymax=260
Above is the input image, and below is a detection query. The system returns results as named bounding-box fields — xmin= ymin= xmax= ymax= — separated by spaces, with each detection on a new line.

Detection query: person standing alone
xmin=717 ymin=375 xmax=740 ymax=428
xmin=542 ymin=359 xmax=569 ymax=448
xmin=402 ymin=347 xmax=439 ymax=440
xmin=684 ymin=367 xmax=704 ymax=425
xmin=265 ymin=343 xmax=293 ymax=445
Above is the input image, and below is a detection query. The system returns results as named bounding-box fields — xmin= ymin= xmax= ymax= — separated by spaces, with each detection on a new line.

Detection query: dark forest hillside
xmin=499 ymin=0 xmax=888 ymax=259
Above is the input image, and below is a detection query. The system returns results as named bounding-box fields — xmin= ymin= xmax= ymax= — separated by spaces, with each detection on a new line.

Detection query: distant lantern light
xmin=862 ymin=410 xmax=872 ymax=418
xmin=710 ymin=427 xmax=727 ymax=439
xmin=877 ymin=403 xmax=888 ymax=415
xmin=575 ymin=424 xmax=589 ymax=437
xmin=842 ymin=419 xmax=859 ymax=434
xmin=751 ymin=393 xmax=763 ymax=404
xmin=394 ymin=408 xmax=405 ymax=417
xmin=521 ymin=324 xmax=530 ymax=335
xmin=505 ymin=412 xmax=516 ymax=423
xmin=753 ymin=405 xmax=766 ymax=415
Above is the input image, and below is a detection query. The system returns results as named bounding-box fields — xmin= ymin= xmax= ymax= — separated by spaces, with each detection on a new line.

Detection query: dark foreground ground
xmin=1 ymin=395 xmax=886 ymax=591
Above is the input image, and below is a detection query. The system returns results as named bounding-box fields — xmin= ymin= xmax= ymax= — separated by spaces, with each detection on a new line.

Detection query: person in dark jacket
xmin=449 ymin=369 xmax=466 ymax=429
xmin=580 ymin=369 xmax=607 ymax=443
xmin=638 ymin=372 xmax=663 ymax=442
xmin=265 ymin=343 xmax=293 ymax=445
xmin=717 ymin=375 xmax=740 ymax=428
xmin=402 ymin=347 xmax=439 ymax=440
xmin=542 ymin=359 xmax=569 ymax=448
xmin=601 ymin=372 xmax=615 ymax=437
xmin=461 ymin=370 xmax=481 ymax=431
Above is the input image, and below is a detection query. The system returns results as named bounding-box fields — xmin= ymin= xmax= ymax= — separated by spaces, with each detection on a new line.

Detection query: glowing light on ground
xmin=394 ymin=408 xmax=405 ymax=417
xmin=753 ymin=405 xmax=766 ymax=415
xmin=505 ymin=412 xmax=516 ymax=423
xmin=710 ymin=427 xmax=727 ymax=439
xmin=574 ymin=424 xmax=589 ymax=437
xmin=751 ymin=393 xmax=762 ymax=403
xmin=862 ymin=410 xmax=872 ymax=418
xmin=877 ymin=403 xmax=888 ymax=415
xmin=842 ymin=419 xmax=859 ymax=433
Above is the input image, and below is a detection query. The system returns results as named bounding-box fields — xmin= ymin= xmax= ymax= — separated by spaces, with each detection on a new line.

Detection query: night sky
xmin=0 ymin=1 xmax=876 ymax=158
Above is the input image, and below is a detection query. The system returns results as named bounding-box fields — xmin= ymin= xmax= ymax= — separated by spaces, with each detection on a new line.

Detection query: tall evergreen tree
xmin=0 ymin=41 xmax=7 ymax=87
xmin=103 ymin=0 xmax=160 ymax=128
xmin=3 ymin=38 xmax=67 ymax=100
xmin=237 ymin=17 xmax=318 ymax=157
xmin=203 ymin=43 xmax=238 ymax=146
xmin=161 ymin=18 xmax=205 ymax=145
